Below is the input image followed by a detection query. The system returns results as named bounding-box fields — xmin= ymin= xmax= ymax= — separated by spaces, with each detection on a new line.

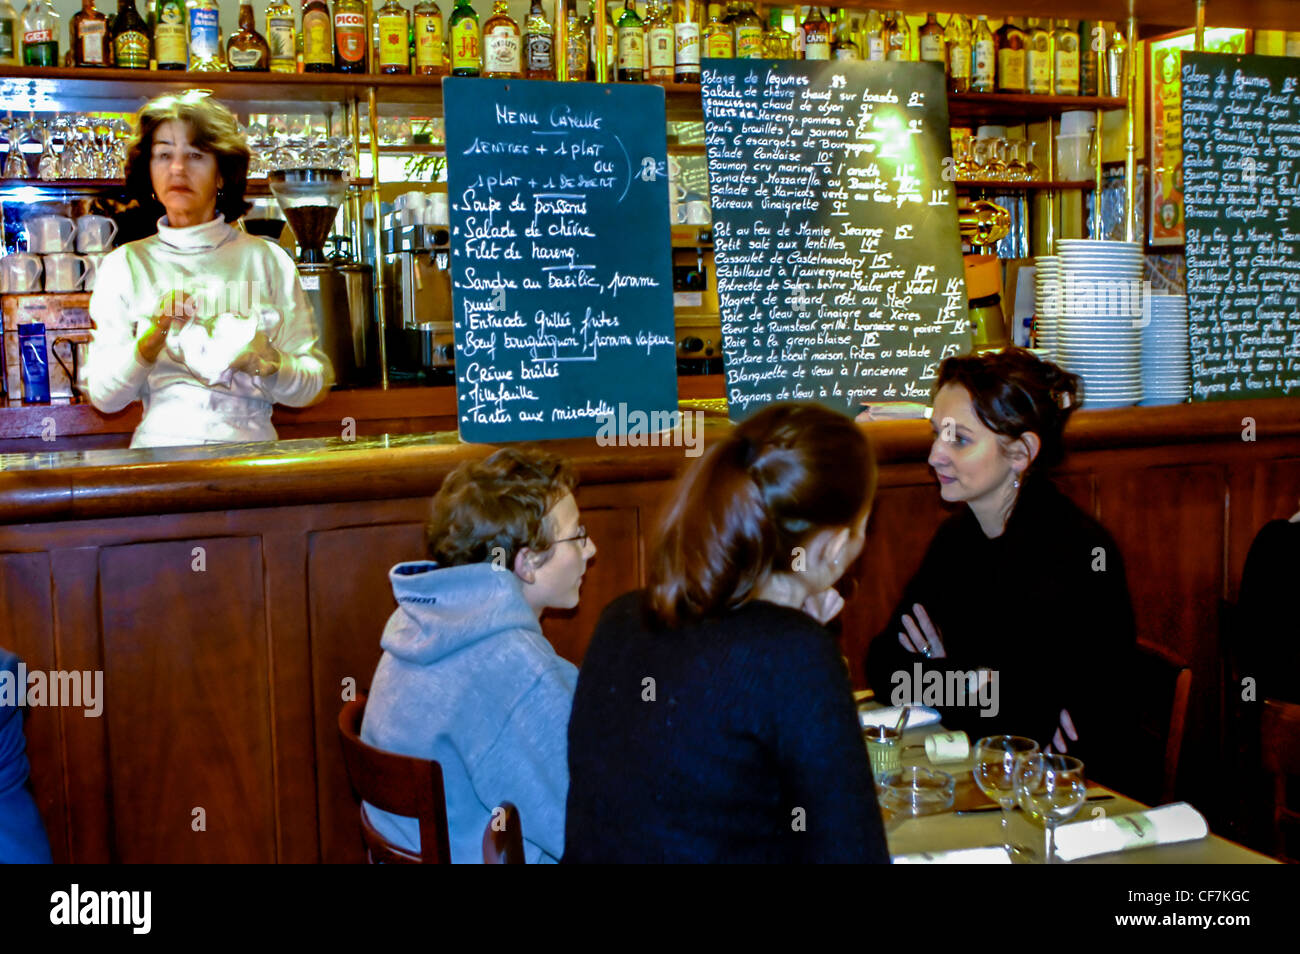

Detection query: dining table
xmin=855 ymin=695 xmax=1278 ymax=864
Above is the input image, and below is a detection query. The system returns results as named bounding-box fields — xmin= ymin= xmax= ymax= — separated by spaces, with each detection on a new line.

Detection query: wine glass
xmin=1006 ymin=139 xmax=1028 ymax=182
xmin=1014 ymin=753 xmax=1087 ymax=864
xmin=1025 ymin=140 xmax=1042 ymax=181
xmin=973 ymin=735 xmax=1040 ymax=861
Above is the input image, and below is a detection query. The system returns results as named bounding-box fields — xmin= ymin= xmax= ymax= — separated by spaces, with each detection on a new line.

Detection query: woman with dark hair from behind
xmin=564 ymin=402 xmax=889 ymax=863
xmin=864 ymin=348 xmax=1136 ymax=784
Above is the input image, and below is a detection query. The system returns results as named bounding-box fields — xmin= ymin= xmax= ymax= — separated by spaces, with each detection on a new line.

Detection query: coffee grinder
xmin=269 ymin=168 xmax=377 ymax=387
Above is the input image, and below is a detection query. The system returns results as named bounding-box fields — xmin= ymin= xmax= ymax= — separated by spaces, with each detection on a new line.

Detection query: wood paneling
xmin=98 ymin=537 xmax=275 ymax=863
xmin=307 ymin=522 xmax=426 ymax=864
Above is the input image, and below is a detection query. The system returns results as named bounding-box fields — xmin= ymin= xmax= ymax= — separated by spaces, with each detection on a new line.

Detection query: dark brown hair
xmin=647 ymin=402 xmax=876 ymax=627
xmin=934 ymin=347 xmax=1080 ymax=470
xmin=123 ymin=91 xmax=252 ymax=223
xmin=426 ymin=447 xmax=577 ymax=569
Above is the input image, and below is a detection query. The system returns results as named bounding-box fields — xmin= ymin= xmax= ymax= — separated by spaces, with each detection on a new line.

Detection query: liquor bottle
xmin=227 ymin=0 xmax=269 ymax=69
xmin=884 ymin=8 xmax=908 ymax=61
xmin=918 ymin=10 xmax=944 ymax=64
xmin=1286 ymin=32 xmax=1300 ymax=57
xmin=448 ymin=0 xmax=478 ymax=74
xmin=645 ymin=0 xmax=673 ymax=80
xmin=302 ymin=0 xmax=331 ymax=69
xmin=588 ymin=2 xmax=613 ymax=80
xmin=482 ymin=0 xmax=519 ymax=77
xmin=0 ymin=0 xmax=16 ymax=65
xmin=1079 ymin=19 xmax=1102 ymax=96
xmin=945 ymin=12 xmax=970 ymax=92
xmin=21 ymin=0 xmax=59 ymax=65
xmin=761 ymin=4 xmax=791 ymax=59
xmin=333 ymin=0 xmax=366 ymax=72
xmin=996 ymin=16 xmax=1027 ymax=93
xmin=266 ymin=0 xmax=296 ymax=72
xmin=673 ymin=0 xmax=700 ymax=82
xmin=831 ymin=10 xmax=858 ymax=60
xmin=413 ymin=0 xmax=443 ymax=74
xmin=73 ymin=0 xmax=111 ymax=66
xmin=523 ymin=0 xmax=552 ymax=78
xmin=1025 ymin=18 xmax=1052 ymax=94
xmin=1054 ymin=19 xmax=1079 ymax=95
xmin=970 ymin=14 xmax=994 ymax=93
xmin=733 ymin=0 xmax=761 ymax=59
xmin=152 ymin=0 xmax=185 ymax=67
xmin=800 ymin=6 xmax=828 ymax=60
xmin=615 ymin=0 xmax=643 ymax=80
xmin=703 ymin=2 xmax=730 ymax=58
xmin=376 ymin=0 xmax=409 ymax=72
xmin=861 ymin=7 xmax=884 ymax=61
xmin=112 ymin=0 xmax=149 ymax=67
xmin=187 ymin=0 xmax=223 ymax=68
xmin=561 ymin=0 xmax=585 ymax=79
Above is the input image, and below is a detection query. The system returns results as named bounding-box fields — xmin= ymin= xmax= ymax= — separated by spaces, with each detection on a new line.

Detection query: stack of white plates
xmin=1033 ymin=256 xmax=1061 ymax=358
xmin=1055 ymin=240 xmax=1145 ymax=410
xmin=1140 ymin=295 xmax=1190 ymax=405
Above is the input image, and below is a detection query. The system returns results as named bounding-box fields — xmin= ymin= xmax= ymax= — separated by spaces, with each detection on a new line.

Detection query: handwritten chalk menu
xmin=700 ymin=60 xmax=968 ymax=419
xmin=443 ymin=78 xmax=678 ymax=442
xmin=1182 ymin=52 xmax=1300 ymax=400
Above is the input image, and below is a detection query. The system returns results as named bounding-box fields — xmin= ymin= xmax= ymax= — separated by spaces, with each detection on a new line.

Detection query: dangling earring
xmin=1013 ymin=476 xmax=1021 ymax=490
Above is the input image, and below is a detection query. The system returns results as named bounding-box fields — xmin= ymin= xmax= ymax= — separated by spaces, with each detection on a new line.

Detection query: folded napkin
xmin=1053 ymin=802 xmax=1209 ymax=862
xmin=858 ymin=705 xmax=942 ymax=731
xmin=892 ymin=846 xmax=1012 ymax=865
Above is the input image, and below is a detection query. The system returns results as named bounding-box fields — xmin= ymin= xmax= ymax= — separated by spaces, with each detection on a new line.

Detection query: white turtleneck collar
xmin=156 ymin=213 xmax=235 ymax=251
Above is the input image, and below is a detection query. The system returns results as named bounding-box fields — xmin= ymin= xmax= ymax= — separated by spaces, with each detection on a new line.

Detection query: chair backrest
xmin=482 ymin=801 xmax=526 ymax=864
xmin=1133 ymin=643 xmax=1193 ymax=805
xmin=337 ymin=694 xmax=452 ymax=864
xmin=1260 ymin=698 xmax=1300 ymax=862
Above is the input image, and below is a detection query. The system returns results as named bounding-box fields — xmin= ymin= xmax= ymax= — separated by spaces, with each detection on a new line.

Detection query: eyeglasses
xmin=553 ymin=526 xmax=588 ymax=547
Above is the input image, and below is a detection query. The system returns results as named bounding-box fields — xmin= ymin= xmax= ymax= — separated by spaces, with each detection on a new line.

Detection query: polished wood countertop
xmin=1 ymin=397 xmax=1297 ymax=524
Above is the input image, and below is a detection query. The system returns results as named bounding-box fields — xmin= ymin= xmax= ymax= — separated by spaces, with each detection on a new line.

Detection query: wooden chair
xmin=482 ymin=801 xmax=526 ymax=864
xmin=1260 ymin=698 xmax=1300 ymax=863
xmin=337 ymin=694 xmax=452 ymax=864
xmin=1130 ymin=643 xmax=1193 ymax=806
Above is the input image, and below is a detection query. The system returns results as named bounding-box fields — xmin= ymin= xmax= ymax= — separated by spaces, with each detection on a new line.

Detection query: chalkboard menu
xmin=443 ymin=78 xmax=679 ymax=442
xmin=1182 ymin=52 xmax=1300 ymax=400
xmin=700 ymin=60 xmax=969 ymax=420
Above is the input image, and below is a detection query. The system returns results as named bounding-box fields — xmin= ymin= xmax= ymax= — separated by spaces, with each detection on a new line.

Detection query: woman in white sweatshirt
xmin=85 ymin=91 xmax=332 ymax=448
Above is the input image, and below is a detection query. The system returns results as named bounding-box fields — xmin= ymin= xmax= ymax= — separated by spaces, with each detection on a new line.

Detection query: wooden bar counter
xmin=2 ymin=397 xmax=1297 ymax=863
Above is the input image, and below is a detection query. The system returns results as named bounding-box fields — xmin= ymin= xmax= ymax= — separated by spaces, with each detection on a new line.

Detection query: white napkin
xmin=1053 ymin=802 xmax=1209 ymax=862
xmin=168 ymin=314 xmax=257 ymax=386
xmin=858 ymin=705 xmax=942 ymax=731
xmin=892 ymin=846 xmax=1012 ymax=865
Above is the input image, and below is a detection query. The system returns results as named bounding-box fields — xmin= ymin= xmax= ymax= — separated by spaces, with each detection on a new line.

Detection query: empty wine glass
xmin=1014 ymin=753 xmax=1087 ymax=864
xmin=35 ymin=119 xmax=58 ymax=181
xmin=1025 ymin=140 xmax=1042 ymax=181
xmin=973 ymin=735 xmax=1040 ymax=861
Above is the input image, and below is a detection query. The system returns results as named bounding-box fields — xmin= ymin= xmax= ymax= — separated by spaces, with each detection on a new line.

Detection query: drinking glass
xmin=973 ymin=735 xmax=1039 ymax=860
xmin=1025 ymin=140 xmax=1042 ymax=181
xmin=1014 ymin=753 xmax=1087 ymax=864
xmin=1006 ymin=140 xmax=1028 ymax=181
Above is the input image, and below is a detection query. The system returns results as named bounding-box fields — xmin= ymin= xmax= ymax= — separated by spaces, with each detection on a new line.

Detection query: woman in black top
xmin=864 ymin=349 xmax=1136 ymax=785
xmin=564 ymin=403 xmax=889 ymax=863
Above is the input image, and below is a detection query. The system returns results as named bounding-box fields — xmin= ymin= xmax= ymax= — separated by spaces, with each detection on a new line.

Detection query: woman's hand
xmin=801 ymin=587 xmax=845 ymax=625
xmin=136 ymin=291 xmax=194 ymax=364
xmin=228 ymin=329 xmax=282 ymax=378
xmin=898 ymin=603 xmax=947 ymax=659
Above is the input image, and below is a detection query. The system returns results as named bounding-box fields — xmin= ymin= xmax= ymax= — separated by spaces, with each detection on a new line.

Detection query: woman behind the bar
xmin=864 ymin=349 xmax=1136 ymax=783
xmin=564 ymin=403 xmax=890 ymax=863
xmin=361 ymin=447 xmax=596 ymax=864
xmin=85 ymin=91 xmax=331 ymax=448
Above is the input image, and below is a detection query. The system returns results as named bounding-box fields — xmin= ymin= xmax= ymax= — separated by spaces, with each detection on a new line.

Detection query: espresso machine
xmin=269 ymin=168 xmax=377 ymax=388
xmin=383 ymin=203 xmax=455 ymax=385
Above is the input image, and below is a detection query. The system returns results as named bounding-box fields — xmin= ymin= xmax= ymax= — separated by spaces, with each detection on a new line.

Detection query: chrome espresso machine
xmin=269 ymin=167 xmax=378 ymax=388
xmin=381 ymin=195 xmax=455 ymax=385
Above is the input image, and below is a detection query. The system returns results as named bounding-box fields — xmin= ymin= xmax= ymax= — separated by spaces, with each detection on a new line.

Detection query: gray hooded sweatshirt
xmin=360 ymin=560 xmax=578 ymax=863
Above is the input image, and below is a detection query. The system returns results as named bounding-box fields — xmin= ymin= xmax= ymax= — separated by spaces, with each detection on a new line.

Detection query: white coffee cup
xmin=676 ymin=200 xmax=711 ymax=226
xmin=82 ymin=252 xmax=107 ymax=291
xmin=27 ymin=215 xmax=75 ymax=254
xmin=75 ymin=215 xmax=119 ymax=253
xmin=1 ymin=252 xmax=42 ymax=292
xmin=425 ymin=192 xmax=449 ymax=226
xmin=43 ymin=252 xmax=88 ymax=292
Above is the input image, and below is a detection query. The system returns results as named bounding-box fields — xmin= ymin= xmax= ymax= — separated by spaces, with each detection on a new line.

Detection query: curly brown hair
xmin=426 ymin=447 xmax=578 ymax=569
xmin=123 ymin=90 xmax=252 ymax=223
